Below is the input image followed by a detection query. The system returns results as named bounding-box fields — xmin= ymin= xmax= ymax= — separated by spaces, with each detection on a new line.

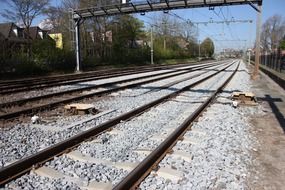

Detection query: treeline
xmin=0 ymin=0 xmax=215 ymax=77
xmin=261 ymin=14 xmax=285 ymax=52
xmin=0 ymin=38 xmax=76 ymax=76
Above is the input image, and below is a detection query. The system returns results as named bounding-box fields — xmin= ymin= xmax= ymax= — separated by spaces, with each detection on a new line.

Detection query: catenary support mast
xmin=73 ymin=0 xmax=262 ymax=72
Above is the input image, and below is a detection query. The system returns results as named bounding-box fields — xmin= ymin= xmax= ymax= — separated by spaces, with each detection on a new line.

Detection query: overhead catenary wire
xmin=142 ymin=10 xmax=249 ymax=53
xmin=165 ymin=11 xmax=226 ymax=53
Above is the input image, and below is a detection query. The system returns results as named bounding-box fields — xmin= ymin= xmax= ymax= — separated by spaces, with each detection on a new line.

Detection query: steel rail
xmin=0 ymin=62 xmax=210 ymax=94
xmin=0 ymin=62 xmax=188 ymax=86
xmin=0 ymin=61 xmax=206 ymax=85
xmin=0 ymin=61 xmax=235 ymax=186
xmin=0 ymin=69 xmax=163 ymax=93
xmin=0 ymin=62 xmax=227 ymax=120
xmin=113 ymin=62 xmax=240 ymax=190
xmin=0 ymin=61 xmax=216 ymax=91
xmin=0 ymin=62 xmax=223 ymax=108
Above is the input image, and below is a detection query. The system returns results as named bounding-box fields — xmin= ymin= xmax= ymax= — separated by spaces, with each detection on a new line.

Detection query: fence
xmin=260 ymin=52 xmax=285 ymax=73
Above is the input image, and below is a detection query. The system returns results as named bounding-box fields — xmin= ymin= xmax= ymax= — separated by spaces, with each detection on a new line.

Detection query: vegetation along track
xmin=0 ymin=61 xmax=216 ymax=94
xmin=0 ymin=61 xmax=228 ymax=121
xmin=0 ymin=60 xmax=237 ymax=187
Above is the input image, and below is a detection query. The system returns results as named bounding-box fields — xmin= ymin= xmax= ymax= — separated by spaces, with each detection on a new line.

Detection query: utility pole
xmin=253 ymin=4 xmax=262 ymax=79
xmin=162 ymin=22 xmax=167 ymax=50
xmin=151 ymin=26 xmax=154 ymax=65
xmin=196 ymin=23 xmax=201 ymax=61
xmin=198 ymin=40 xmax=201 ymax=61
xmin=248 ymin=49 xmax=251 ymax=64
xmin=75 ymin=19 xmax=81 ymax=72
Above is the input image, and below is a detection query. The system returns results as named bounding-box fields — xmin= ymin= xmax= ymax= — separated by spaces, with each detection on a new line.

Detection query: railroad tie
xmin=33 ymin=166 xmax=112 ymax=190
xmin=66 ymin=150 xmax=140 ymax=172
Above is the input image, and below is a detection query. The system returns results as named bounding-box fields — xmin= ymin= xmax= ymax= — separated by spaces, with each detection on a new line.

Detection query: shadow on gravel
xmin=133 ymin=86 xmax=242 ymax=97
xmin=134 ymin=86 xmax=180 ymax=92
xmin=186 ymin=89 xmax=241 ymax=94
xmin=200 ymin=69 xmax=250 ymax=74
xmin=258 ymin=95 xmax=285 ymax=133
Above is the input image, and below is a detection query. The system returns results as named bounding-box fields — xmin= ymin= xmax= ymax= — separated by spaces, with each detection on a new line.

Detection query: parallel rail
xmin=0 ymin=61 xmax=215 ymax=94
xmin=114 ymin=62 xmax=240 ymax=190
xmin=0 ymin=62 xmax=222 ymax=108
xmin=0 ymin=62 xmax=226 ymax=121
xmin=0 ymin=61 xmax=235 ymax=186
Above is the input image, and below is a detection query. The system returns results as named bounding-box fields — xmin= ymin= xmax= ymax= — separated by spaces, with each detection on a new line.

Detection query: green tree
xmin=280 ymin=40 xmax=285 ymax=50
xmin=111 ymin=15 xmax=147 ymax=64
xmin=201 ymin=38 xmax=215 ymax=57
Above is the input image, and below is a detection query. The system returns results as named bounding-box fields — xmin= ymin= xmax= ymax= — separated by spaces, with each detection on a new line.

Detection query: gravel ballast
xmin=3 ymin=61 xmax=237 ymax=189
xmin=0 ymin=63 xmax=213 ymax=103
xmin=0 ymin=62 xmax=230 ymax=168
xmin=139 ymin=61 xmax=264 ymax=189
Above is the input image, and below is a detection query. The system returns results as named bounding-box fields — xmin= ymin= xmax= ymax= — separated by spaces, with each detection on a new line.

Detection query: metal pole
xmin=197 ymin=24 xmax=200 ymax=61
xmin=163 ymin=22 xmax=166 ymax=50
xmin=198 ymin=40 xmax=201 ymax=61
xmin=264 ymin=50 xmax=268 ymax=67
xmin=248 ymin=50 xmax=251 ymax=64
xmin=151 ymin=26 xmax=154 ymax=65
xmin=253 ymin=4 xmax=262 ymax=79
xmin=75 ymin=19 xmax=81 ymax=72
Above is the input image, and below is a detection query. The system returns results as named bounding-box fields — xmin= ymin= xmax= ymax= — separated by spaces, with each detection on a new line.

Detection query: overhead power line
xmin=187 ymin=19 xmax=253 ymax=25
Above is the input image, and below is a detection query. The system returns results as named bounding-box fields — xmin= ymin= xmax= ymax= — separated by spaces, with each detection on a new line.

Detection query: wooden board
xmin=64 ymin=103 xmax=95 ymax=111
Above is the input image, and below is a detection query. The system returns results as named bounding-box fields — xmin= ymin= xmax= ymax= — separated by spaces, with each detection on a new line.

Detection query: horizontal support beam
xmin=73 ymin=0 xmax=262 ymax=19
xmin=246 ymin=0 xmax=261 ymax=12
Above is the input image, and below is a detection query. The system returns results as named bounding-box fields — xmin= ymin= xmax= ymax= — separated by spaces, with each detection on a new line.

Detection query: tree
xmin=149 ymin=13 xmax=198 ymax=59
xmin=1 ymin=0 xmax=50 ymax=35
xmin=111 ymin=15 xmax=147 ymax=63
xmin=201 ymin=38 xmax=214 ymax=57
xmin=280 ymin=36 xmax=285 ymax=50
xmin=1 ymin=0 xmax=50 ymax=57
xmin=261 ymin=15 xmax=285 ymax=51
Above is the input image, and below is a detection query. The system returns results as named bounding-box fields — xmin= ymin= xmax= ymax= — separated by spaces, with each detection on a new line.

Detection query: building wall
xmin=49 ymin=33 xmax=63 ymax=49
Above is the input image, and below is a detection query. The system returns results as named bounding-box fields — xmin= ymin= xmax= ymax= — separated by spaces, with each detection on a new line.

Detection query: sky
xmin=0 ymin=0 xmax=284 ymax=53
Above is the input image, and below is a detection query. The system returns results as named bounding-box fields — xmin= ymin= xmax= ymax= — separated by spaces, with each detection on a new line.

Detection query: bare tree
xmin=1 ymin=0 xmax=50 ymax=32
xmin=1 ymin=0 xmax=50 ymax=56
xmin=261 ymin=15 xmax=285 ymax=52
xmin=43 ymin=0 xmax=119 ymax=56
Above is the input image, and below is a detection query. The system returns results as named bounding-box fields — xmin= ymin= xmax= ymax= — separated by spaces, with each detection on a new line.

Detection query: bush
xmin=32 ymin=39 xmax=76 ymax=72
xmin=82 ymin=56 xmax=101 ymax=70
xmin=110 ymin=45 xmax=150 ymax=65
xmin=0 ymin=39 xmax=77 ymax=78
xmin=15 ymin=59 xmax=49 ymax=76
xmin=48 ymin=50 xmax=76 ymax=71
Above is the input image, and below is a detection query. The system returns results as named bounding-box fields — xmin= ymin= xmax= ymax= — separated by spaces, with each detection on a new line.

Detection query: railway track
xmin=0 ymin=62 xmax=197 ymax=86
xmin=0 ymin=61 xmax=224 ymax=105
xmin=0 ymin=61 xmax=218 ymax=94
xmin=0 ymin=60 xmax=238 ymax=188
xmin=114 ymin=62 xmax=239 ymax=190
xmin=0 ymin=61 xmax=227 ymax=121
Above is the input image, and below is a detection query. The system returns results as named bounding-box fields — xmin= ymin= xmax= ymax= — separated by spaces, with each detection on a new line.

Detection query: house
xmin=0 ymin=22 xmax=30 ymax=42
xmin=26 ymin=26 xmax=51 ymax=40
xmin=0 ymin=22 xmax=31 ymax=55
xmin=0 ymin=22 xmax=57 ymax=56
xmin=49 ymin=33 xmax=63 ymax=49
xmin=0 ymin=32 xmax=5 ymax=56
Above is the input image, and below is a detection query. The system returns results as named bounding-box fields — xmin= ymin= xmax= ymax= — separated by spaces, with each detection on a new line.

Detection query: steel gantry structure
xmin=72 ymin=0 xmax=263 ymax=76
